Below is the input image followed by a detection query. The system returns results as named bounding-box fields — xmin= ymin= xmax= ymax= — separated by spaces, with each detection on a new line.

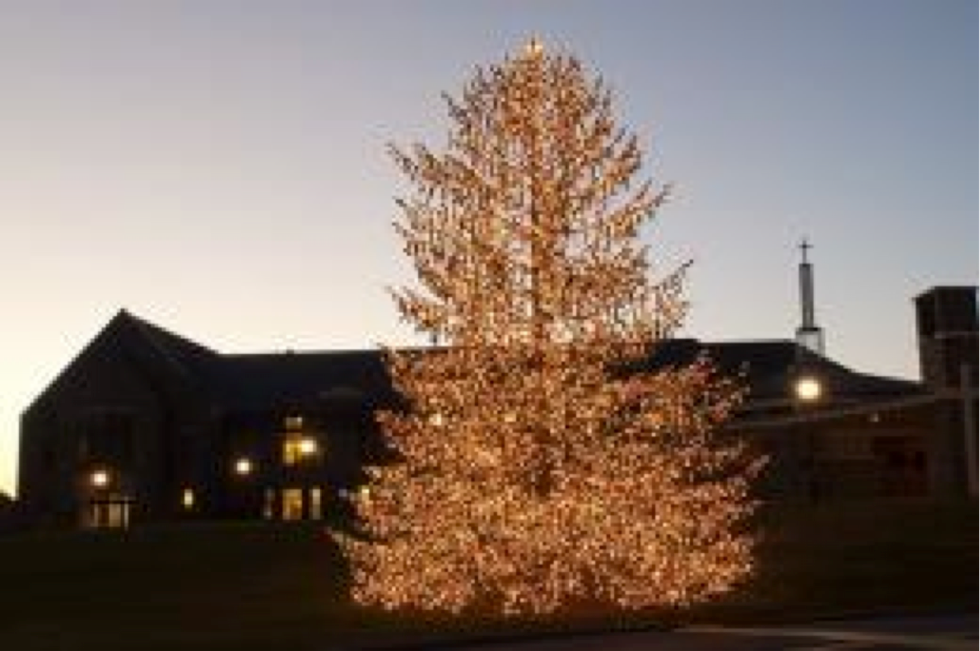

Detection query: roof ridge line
xmin=117 ymin=311 xmax=216 ymax=380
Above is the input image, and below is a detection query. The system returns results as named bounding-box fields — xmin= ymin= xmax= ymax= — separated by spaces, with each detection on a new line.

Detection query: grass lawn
xmin=0 ymin=500 xmax=975 ymax=650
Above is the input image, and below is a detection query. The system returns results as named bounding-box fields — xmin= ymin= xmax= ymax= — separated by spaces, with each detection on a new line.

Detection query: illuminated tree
xmin=341 ymin=40 xmax=762 ymax=615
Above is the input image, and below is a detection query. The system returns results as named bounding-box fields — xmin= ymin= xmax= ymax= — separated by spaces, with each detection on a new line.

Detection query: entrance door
xmin=281 ymin=488 xmax=304 ymax=521
xmin=84 ymin=497 xmax=133 ymax=529
xmin=278 ymin=487 xmax=324 ymax=521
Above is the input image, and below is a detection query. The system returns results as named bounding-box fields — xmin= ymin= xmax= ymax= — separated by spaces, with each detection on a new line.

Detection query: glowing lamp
xmin=234 ymin=458 xmax=253 ymax=476
xmin=298 ymin=438 xmax=318 ymax=456
xmin=90 ymin=469 xmax=109 ymax=488
xmin=794 ymin=376 xmax=822 ymax=402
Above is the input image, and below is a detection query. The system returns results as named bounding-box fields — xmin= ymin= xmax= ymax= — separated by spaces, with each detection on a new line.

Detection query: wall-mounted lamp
xmin=234 ymin=457 xmax=254 ymax=476
xmin=90 ymin=469 xmax=110 ymax=488
xmin=794 ymin=375 xmax=823 ymax=402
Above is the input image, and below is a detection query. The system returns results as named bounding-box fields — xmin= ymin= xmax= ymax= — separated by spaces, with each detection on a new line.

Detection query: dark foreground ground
xmin=0 ymin=500 xmax=975 ymax=650
xmin=442 ymin=613 xmax=978 ymax=650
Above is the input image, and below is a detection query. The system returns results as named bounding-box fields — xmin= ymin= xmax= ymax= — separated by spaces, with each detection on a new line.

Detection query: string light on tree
xmin=340 ymin=39 xmax=764 ymax=615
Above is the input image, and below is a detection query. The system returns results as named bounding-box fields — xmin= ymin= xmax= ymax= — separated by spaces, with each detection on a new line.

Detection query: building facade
xmin=17 ymin=287 xmax=978 ymax=529
xmin=18 ymin=315 xmax=394 ymax=528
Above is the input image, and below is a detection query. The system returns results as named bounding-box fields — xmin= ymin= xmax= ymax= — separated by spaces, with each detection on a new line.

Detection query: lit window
xmin=181 ymin=488 xmax=195 ymax=509
xmin=283 ymin=439 xmax=300 ymax=465
xmin=310 ymin=487 xmax=322 ymax=520
xmin=234 ymin=457 xmax=253 ymax=476
xmin=282 ymin=488 xmax=304 ymax=521
xmin=284 ymin=415 xmax=304 ymax=431
xmin=283 ymin=436 xmax=320 ymax=465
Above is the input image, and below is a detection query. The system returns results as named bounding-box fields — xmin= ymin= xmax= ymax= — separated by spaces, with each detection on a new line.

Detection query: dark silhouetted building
xmin=18 ymin=286 xmax=978 ymax=529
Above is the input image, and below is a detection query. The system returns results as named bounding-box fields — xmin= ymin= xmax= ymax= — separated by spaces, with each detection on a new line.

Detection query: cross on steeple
xmin=799 ymin=238 xmax=811 ymax=264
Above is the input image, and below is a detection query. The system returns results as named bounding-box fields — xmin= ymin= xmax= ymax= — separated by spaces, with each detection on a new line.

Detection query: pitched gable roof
xmin=23 ymin=310 xmax=222 ymax=417
xmin=203 ymin=351 xmax=395 ymax=411
xmin=643 ymin=338 xmax=924 ymax=403
xmin=26 ymin=311 xmax=927 ymax=418
xmin=121 ymin=310 xmax=219 ymax=379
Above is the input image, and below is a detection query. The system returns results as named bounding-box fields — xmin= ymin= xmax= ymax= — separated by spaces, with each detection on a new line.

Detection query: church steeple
xmin=796 ymin=238 xmax=825 ymax=355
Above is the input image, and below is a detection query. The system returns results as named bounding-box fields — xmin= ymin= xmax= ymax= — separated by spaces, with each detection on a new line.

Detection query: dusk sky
xmin=0 ymin=1 xmax=975 ymax=496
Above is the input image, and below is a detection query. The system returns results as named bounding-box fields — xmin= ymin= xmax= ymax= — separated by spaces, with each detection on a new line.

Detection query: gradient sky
xmin=0 ymin=1 xmax=976 ymax=496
